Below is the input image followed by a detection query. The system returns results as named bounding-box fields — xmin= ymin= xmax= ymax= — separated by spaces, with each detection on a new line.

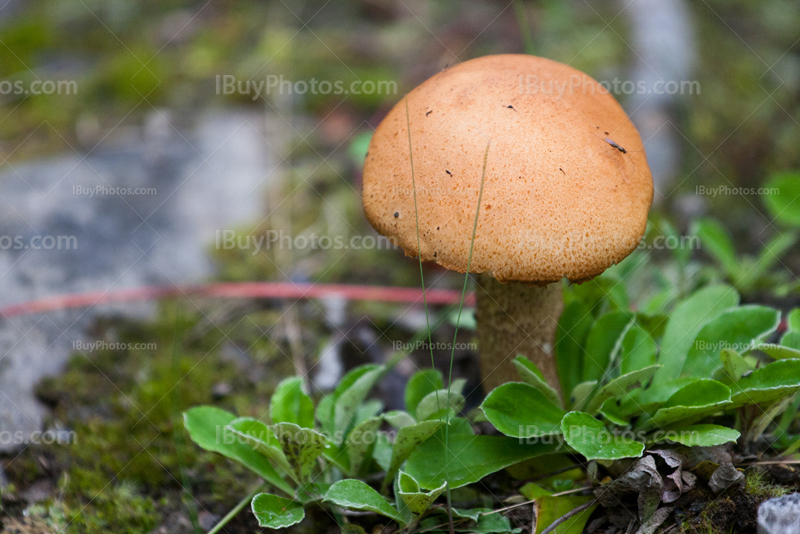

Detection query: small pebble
xmin=758 ymin=493 xmax=800 ymax=534
xmin=212 ymin=382 xmax=232 ymax=398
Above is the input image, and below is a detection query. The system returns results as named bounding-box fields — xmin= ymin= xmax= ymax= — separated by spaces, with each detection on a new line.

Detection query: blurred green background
xmin=2 ymin=0 xmax=799 ymax=228
xmin=1 ymin=1 xmax=800 ymax=532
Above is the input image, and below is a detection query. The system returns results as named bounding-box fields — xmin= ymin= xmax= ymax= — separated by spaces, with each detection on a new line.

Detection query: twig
xmin=483 ymin=486 xmax=592 ymax=516
xmin=539 ymin=499 xmax=598 ymax=534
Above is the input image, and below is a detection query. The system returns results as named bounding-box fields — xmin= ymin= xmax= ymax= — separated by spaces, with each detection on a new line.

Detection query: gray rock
xmin=624 ymin=0 xmax=696 ymax=199
xmin=0 ymin=110 xmax=277 ymax=451
xmin=758 ymin=493 xmax=800 ymax=534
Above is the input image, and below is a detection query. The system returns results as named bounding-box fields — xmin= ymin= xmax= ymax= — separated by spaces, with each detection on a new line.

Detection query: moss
xmin=3 ymin=302 xmax=290 ymax=532
xmin=744 ymin=468 xmax=790 ymax=500
xmin=25 ymin=480 xmax=158 ymax=534
xmin=677 ymin=472 xmax=790 ymax=534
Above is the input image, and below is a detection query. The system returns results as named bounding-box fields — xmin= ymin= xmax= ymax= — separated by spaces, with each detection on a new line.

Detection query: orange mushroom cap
xmin=363 ymin=54 xmax=653 ymax=284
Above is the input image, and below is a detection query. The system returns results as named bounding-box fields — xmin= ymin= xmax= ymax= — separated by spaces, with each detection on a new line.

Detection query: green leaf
xmin=561 ymin=411 xmax=644 ymax=461
xmin=534 ymin=495 xmax=597 ymax=534
xmin=519 ymin=483 xmax=553 ymax=500
xmin=315 ymin=395 xmax=335 ymax=434
xmin=567 ymin=276 xmax=629 ymax=314
xmin=653 ymin=424 xmax=740 ymax=447
xmin=372 ymin=434 xmax=394 ymax=472
xmin=763 ymin=171 xmax=800 ymax=226
xmin=783 ymin=332 xmax=800 ymax=351
xmin=354 ymin=399 xmax=384 ymax=426
xmin=396 ymin=472 xmax=446 ymax=515
xmin=383 ymin=420 xmax=443 ymax=487
xmin=753 ymin=343 xmax=800 ymax=360
xmin=316 ymin=365 xmax=385 ymax=437
xmin=659 ymin=219 xmax=692 ymax=266
xmin=335 ymin=365 xmax=385 ymax=436
xmin=384 ymin=410 xmax=416 ymax=429
xmin=463 ymin=514 xmax=520 ymax=533
xmin=227 ymin=417 xmax=294 ymax=480
xmin=620 ymin=377 xmax=702 ymax=416
xmin=295 ymin=483 xmax=331 ymax=505
xmin=619 ymin=325 xmax=657 ymax=375
xmin=405 ymin=429 xmax=558 ymax=490
xmin=251 ymin=493 xmax=304 ymax=529
xmin=347 ymin=416 xmax=383 ymax=476
xmin=568 ymin=380 xmax=597 ymax=411
xmin=683 ymin=305 xmax=780 ymax=378
xmin=730 ymin=359 xmax=800 ymax=407
xmin=637 ymin=313 xmax=669 ymax=341
xmin=423 ymin=509 xmax=520 ymax=533
xmin=405 ymin=369 xmax=444 ymax=416
xmin=582 ymin=312 xmax=633 ymax=383
xmin=585 ymin=365 xmax=661 ymax=415
xmin=556 ymin=300 xmax=594 ymax=399
xmin=513 ymin=356 xmax=562 ymax=408
xmin=452 ymin=508 xmax=485 ymax=522
xmin=715 ymin=349 xmax=755 ymax=385
xmin=183 ymin=407 xmax=293 ymax=495
xmin=270 ymin=377 xmax=314 ymax=428
xmin=694 ymin=218 xmax=739 ymax=276
xmin=598 ymin=399 xmax=630 ymax=426
xmin=324 ymin=480 xmax=407 ymax=525
xmin=643 ymin=379 xmax=732 ymax=430
xmin=741 ymin=232 xmax=797 ymax=288
xmin=271 ymin=423 xmax=327 ymax=482
xmin=481 ymin=382 xmax=566 ymax=438
xmin=415 ymin=389 xmax=465 ymax=421
xmin=447 ymin=417 xmax=476 ymax=435
xmin=788 ymin=309 xmax=800 ymax=332
xmin=653 ymin=285 xmax=739 ymax=384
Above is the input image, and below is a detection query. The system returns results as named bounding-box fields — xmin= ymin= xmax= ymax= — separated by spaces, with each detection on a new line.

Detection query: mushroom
xmin=362 ymin=54 xmax=653 ymax=396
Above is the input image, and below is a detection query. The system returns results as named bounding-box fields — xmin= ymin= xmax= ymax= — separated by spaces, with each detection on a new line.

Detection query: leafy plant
xmin=184 ymin=365 xmax=522 ymax=533
xmin=693 ymin=217 xmax=797 ymax=295
xmin=183 ymin=275 xmax=800 ymax=532
xmin=690 ymin=171 xmax=800 ymax=296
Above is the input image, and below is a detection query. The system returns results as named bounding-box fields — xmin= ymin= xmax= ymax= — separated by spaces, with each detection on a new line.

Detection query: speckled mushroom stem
xmin=475 ymin=277 xmax=564 ymax=397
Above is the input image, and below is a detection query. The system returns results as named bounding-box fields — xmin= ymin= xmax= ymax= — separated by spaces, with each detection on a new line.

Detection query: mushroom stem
xmin=475 ymin=277 xmax=564 ymax=396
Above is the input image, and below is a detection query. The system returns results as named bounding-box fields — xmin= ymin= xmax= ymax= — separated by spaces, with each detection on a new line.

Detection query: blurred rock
xmin=625 ymin=0 xmax=696 ymax=201
xmin=0 ymin=110 xmax=277 ymax=451
xmin=758 ymin=493 xmax=800 ymax=534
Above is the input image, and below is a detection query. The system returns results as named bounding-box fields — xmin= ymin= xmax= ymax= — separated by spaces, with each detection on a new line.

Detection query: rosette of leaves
xmin=184 ymin=363 xmax=542 ymax=531
xmin=182 ymin=279 xmax=800 ymax=532
xmin=479 ymin=283 xmax=800 ymax=465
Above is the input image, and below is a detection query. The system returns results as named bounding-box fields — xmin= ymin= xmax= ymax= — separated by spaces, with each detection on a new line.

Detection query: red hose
xmin=0 ymin=282 xmax=475 ymax=319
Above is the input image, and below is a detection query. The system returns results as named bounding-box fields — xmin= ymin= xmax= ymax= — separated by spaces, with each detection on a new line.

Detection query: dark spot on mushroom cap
xmin=437 ymin=226 xmax=440 ymax=230
xmin=445 ymin=170 xmax=452 ymax=175
xmin=426 ymin=110 xmax=432 ymax=116
xmin=394 ymin=212 xmax=399 ymax=218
